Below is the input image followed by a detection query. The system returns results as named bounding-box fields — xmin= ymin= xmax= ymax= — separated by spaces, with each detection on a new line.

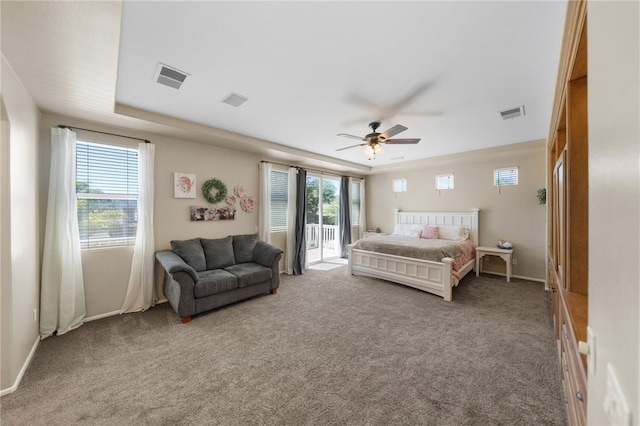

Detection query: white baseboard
xmin=85 ymin=310 xmax=121 ymax=322
xmin=512 ymin=274 xmax=545 ymax=283
xmin=0 ymin=336 xmax=39 ymax=396
xmin=478 ymin=270 xmax=545 ymax=283
xmin=85 ymin=299 xmax=168 ymax=323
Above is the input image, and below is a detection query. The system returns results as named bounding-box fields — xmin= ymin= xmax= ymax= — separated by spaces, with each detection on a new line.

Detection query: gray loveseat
xmin=155 ymin=234 xmax=283 ymax=323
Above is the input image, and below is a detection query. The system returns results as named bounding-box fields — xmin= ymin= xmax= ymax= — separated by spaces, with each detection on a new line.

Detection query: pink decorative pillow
xmin=421 ymin=225 xmax=439 ymax=239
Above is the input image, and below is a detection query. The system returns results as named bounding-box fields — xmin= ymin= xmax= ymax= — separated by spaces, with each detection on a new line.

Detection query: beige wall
xmin=587 ymin=1 xmax=640 ymax=423
xmin=1 ymin=56 xmax=41 ymax=393
xmin=40 ymin=114 xmax=281 ymax=317
xmin=366 ymin=140 xmax=546 ymax=280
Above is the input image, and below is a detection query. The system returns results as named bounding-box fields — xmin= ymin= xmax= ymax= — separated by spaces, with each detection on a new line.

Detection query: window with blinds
xmin=493 ymin=166 xmax=519 ymax=186
xmin=392 ymin=178 xmax=407 ymax=192
xmin=436 ymin=173 xmax=454 ymax=190
xmin=270 ymin=170 xmax=288 ymax=232
xmin=351 ymin=180 xmax=361 ymax=225
xmin=76 ymin=141 xmax=138 ymax=249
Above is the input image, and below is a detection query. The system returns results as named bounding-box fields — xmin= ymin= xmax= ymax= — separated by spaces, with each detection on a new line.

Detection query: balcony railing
xmin=306 ymin=224 xmax=339 ymax=250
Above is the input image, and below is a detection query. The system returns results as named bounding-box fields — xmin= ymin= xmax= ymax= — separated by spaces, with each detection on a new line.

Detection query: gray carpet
xmin=1 ymin=267 xmax=566 ymax=426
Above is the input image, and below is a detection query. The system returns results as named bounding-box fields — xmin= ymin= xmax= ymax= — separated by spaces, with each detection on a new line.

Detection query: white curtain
xmin=285 ymin=167 xmax=298 ymax=274
xmin=359 ymin=178 xmax=366 ymax=237
xmin=40 ymin=128 xmax=86 ymax=339
xmin=121 ymin=143 xmax=156 ymax=313
xmin=258 ymin=162 xmax=272 ymax=242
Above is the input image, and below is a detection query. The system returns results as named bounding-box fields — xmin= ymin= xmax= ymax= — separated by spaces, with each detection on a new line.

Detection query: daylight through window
xmin=351 ymin=180 xmax=361 ymax=225
xmin=270 ymin=170 xmax=288 ymax=232
xmin=493 ymin=167 xmax=519 ymax=186
xmin=76 ymin=141 xmax=138 ymax=249
xmin=436 ymin=173 xmax=455 ymax=190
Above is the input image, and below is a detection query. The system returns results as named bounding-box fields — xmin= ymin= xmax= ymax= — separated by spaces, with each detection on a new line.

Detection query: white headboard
xmin=393 ymin=208 xmax=480 ymax=245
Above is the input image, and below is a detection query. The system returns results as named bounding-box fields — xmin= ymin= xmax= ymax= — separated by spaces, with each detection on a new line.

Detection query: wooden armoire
xmin=547 ymin=1 xmax=588 ymax=425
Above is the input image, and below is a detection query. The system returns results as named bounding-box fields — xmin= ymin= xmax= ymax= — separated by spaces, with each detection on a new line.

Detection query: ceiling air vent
xmin=222 ymin=93 xmax=249 ymax=108
xmin=154 ymin=63 xmax=189 ymax=90
xmin=497 ymin=105 xmax=525 ymax=120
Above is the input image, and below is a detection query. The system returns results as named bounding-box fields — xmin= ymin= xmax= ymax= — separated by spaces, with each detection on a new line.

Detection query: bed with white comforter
xmin=347 ymin=209 xmax=479 ymax=301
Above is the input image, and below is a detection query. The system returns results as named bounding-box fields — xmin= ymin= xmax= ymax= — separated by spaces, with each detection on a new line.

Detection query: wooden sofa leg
xmin=181 ymin=316 xmax=192 ymax=324
xmin=270 ymin=289 xmax=278 ymax=295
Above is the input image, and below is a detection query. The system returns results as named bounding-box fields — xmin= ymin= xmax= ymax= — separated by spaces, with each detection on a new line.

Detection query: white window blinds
xmin=270 ymin=170 xmax=288 ymax=231
xmin=76 ymin=141 xmax=138 ymax=249
xmin=351 ymin=180 xmax=361 ymax=225
xmin=436 ymin=173 xmax=455 ymax=190
xmin=494 ymin=167 xmax=519 ymax=186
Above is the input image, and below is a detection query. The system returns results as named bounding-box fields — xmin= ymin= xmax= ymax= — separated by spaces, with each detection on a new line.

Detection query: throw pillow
xmin=201 ymin=236 xmax=236 ymax=270
xmin=421 ymin=225 xmax=439 ymax=239
xmin=232 ymin=233 xmax=258 ymax=264
xmin=170 ymin=238 xmax=206 ymax=272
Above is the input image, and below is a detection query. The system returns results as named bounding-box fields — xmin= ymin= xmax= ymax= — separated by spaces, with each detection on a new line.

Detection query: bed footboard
xmin=348 ymin=245 xmax=455 ymax=301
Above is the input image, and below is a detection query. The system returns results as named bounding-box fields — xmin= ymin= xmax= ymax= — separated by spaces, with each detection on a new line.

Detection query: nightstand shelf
xmin=475 ymin=246 xmax=514 ymax=282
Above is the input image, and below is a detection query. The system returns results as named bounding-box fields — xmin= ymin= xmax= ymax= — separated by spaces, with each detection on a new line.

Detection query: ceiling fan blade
xmin=337 ymin=133 xmax=365 ymax=141
xmin=385 ymin=138 xmax=421 ymax=145
xmin=380 ymin=124 xmax=407 ymax=139
xmin=397 ymin=110 xmax=443 ymax=117
xmin=388 ymin=82 xmax=433 ymax=113
xmin=336 ymin=143 xmax=367 ymax=151
xmin=346 ymin=93 xmax=380 ymax=111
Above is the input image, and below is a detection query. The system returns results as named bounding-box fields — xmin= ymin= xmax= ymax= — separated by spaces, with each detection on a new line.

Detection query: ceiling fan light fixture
xmin=338 ymin=122 xmax=417 ymax=158
xmin=364 ymin=142 xmax=384 ymax=158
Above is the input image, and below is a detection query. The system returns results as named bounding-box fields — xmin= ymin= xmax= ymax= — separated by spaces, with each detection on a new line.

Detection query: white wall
xmin=587 ymin=1 xmax=640 ymax=423
xmin=1 ymin=55 xmax=41 ymax=394
xmin=366 ymin=140 xmax=546 ymax=280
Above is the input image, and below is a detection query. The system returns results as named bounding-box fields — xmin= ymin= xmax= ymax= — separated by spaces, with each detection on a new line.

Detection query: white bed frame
xmin=347 ymin=209 xmax=480 ymax=301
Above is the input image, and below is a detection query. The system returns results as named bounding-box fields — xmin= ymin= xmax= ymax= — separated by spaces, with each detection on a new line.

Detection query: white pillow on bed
xmin=438 ymin=226 xmax=470 ymax=241
xmin=392 ymin=224 xmax=423 ymax=239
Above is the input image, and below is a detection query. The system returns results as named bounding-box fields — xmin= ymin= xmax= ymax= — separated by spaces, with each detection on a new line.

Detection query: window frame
xmin=351 ymin=179 xmax=361 ymax=226
xmin=436 ymin=173 xmax=455 ymax=190
xmin=76 ymin=140 xmax=139 ymax=250
xmin=392 ymin=178 xmax=407 ymax=193
xmin=269 ymin=169 xmax=289 ymax=233
xmin=493 ymin=166 xmax=519 ymax=186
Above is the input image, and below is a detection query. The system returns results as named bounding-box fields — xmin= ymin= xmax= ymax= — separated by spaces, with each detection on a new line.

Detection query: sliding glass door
xmin=306 ymin=174 xmax=340 ymax=264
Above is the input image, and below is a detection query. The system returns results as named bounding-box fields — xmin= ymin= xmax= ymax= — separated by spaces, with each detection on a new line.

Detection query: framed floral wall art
xmin=190 ymin=206 xmax=236 ymax=221
xmin=174 ymin=172 xmax=196 ymax=198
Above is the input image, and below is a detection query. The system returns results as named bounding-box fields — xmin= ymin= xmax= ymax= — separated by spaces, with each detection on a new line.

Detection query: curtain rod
xmin=260 ymin=160 xmax=363 ymax=180
xmin=58 ymin=125 xmax=150 ymax=144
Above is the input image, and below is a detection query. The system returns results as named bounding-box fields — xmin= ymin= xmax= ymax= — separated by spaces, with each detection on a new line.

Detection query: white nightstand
xmin=475 ymin=246 xmax=514 ymax=282
xmin=361 ymin=231 xmax=388 ymax=239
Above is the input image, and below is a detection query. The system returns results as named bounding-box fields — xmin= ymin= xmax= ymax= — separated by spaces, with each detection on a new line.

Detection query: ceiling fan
xmin=336 ymin=121 xmax=420 ymax=158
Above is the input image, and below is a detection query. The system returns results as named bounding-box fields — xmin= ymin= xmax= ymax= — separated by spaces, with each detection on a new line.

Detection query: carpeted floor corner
xmin=1 ymin=267 xmax=566 ymax=425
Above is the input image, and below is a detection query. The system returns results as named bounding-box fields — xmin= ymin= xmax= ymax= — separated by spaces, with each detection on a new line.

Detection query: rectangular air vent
xmin=497 ymin=105 xmax=525 ymax=120
xmin=154 ymin=63 xmax=189 ymax=90
xmin=222 ymin=92 xmax=249 ymax=107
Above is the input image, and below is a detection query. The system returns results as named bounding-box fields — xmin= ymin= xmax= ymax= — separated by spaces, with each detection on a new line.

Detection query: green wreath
xmin=202 ymin=178 xmax=228 ymax=204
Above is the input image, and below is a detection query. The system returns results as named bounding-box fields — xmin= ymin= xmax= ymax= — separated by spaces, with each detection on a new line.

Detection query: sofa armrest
xmin=155 ymin=250 xmax=199 ymax=282
xmin=253 ymin=241 xmax=283 ymax=268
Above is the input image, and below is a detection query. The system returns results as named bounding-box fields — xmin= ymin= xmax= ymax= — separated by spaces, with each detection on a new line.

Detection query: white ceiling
xmin=2 ymin=1 xmax=566 ymax=174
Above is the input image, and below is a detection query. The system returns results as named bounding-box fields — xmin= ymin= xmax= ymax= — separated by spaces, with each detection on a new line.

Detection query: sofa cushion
xmin=232 ymin=233 xmax=258 ymax=264
xmin=170 ymin=238 xmax=206 ymax=272
xmin=201 ymin=236 xmax=236 ymax=270
xmin=225 ymin=263 xmax=272 ymax=288
xmin=195 ymin=269 xmax=238 ymax=298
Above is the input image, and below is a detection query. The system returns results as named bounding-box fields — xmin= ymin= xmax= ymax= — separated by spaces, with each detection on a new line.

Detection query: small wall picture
xmin=190 ymin=206 xmax=236 ymax=221
xmin=174 ymin=173 xmax=196 ymax=198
